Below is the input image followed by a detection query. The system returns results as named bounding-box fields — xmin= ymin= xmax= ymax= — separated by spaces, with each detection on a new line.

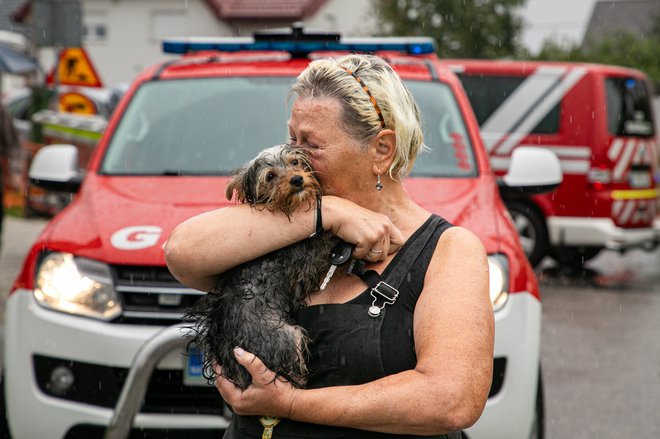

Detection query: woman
xmin=165 ymin=54 xmax=494 ymax=438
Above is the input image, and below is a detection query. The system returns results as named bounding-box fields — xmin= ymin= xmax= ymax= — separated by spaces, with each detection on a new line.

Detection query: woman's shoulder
xmin=430 ymin=225 xmax=488 ymax=274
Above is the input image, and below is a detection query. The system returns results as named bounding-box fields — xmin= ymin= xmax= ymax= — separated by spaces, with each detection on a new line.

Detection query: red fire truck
xmin=446 ymin=59 xmax=660 ymax=266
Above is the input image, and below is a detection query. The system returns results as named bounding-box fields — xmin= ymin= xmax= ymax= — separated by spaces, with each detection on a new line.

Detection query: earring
xmin=376 ymin=174 xmax=383 ymax=191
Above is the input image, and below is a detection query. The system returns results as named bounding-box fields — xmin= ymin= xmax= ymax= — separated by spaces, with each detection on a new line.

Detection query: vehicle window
xmin=605 ymin=77 xmax=655 ymax=137
xmin=407 ymin=81 xmax=477 ymax=177
xmin=457 ymin=74 xmax=561 ymax=134
xmin=101 ymin=77 xmax=293 ymax=175
xmin=101 ymin=77 xmax=476 ymax=177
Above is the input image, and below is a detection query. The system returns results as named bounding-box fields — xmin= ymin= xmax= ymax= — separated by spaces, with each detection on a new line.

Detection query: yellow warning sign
xmin=59 ymin=92 xmax=97 ymax=115
xmin=52 ymin=47 xmax=103 ymax=88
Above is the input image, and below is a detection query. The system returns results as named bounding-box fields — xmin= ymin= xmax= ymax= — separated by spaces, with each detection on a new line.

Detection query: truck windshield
xmin=100 ymin=77 xmax=476 ymax=177
xmin=605 ymin=77 xmax=655 ymax=137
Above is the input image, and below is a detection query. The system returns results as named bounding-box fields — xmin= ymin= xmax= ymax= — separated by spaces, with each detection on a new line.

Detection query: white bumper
xmin=5 ymin=290 xmax=540 ymax=439
xmin=467 ymin=292 xmax=542 ymax=439
xmin=547 ymin=216 xmax=660 ymax=250
xmin=4 ymin=290 xmax=229 ymax=439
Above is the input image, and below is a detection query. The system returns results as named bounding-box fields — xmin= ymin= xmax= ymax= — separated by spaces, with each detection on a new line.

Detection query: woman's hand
xmin=321 ymin=196 xmax=404 ymax=262
xmin=215 ymin=347 xmax=299 ymax=418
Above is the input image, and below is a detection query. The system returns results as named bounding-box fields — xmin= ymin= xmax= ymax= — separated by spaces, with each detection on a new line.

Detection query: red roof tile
xmin=205 ymin=0 xmax=327 ymax=20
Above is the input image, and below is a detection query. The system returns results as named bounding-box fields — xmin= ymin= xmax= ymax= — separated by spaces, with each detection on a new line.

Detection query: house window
xmin=83 ymin=10 xmax=108 ymax=44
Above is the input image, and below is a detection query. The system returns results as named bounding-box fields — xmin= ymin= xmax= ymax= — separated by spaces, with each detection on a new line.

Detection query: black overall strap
xmin=352 ymin=215 xmax=442 ymax=316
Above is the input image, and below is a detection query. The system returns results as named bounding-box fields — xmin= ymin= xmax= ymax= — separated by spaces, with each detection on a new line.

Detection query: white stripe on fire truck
xmin=618 ymin=200 xmax=636 ymax=224
xmin=494 ymin=67 xmax=588 ymax=155
xmin=490 ymin=156 xmax=590 ymax=174
xmin=613 ymin=139 xmax=638 ymax=181
xmin=633 ymin=140 xmax=646 ymax=164
xmin=607 ymin=138 xmax=624 ymax=161
xmin=481 ymin=66 xmax=567 ymax=152
xmin=524 ymin=145 xmax=591 ymax=158
xmin=612 ymin=200 xmax=624 ymax=217
xmin=644 ymin=140 xmax=655 ymax=164
xmin=631 ymin=202 xmax=648 ymax=224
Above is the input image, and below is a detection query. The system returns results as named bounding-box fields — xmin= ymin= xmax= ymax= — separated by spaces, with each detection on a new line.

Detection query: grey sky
xmin=521 ymin=0 xmax=599 ymax=53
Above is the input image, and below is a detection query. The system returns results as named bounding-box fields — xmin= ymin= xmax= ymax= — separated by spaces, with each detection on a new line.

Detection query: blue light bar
xmin=162 ymin=36 xmax=437 ymax=56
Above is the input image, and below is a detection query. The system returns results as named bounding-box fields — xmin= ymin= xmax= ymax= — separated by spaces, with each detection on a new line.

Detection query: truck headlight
xmin=487 ymin=254 xmax=509 ymax=311
xmin=34 ymin=252 xmax=121 ymax=321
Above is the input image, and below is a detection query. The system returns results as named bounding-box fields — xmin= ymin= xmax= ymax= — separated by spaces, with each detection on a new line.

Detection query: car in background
xmin=446 ymin=59 xmax=660 ymax=267
xmin=4 ymin=27 xmax=560 ymax=439
xmin=2 ymin=84 xmax=126 ymax=217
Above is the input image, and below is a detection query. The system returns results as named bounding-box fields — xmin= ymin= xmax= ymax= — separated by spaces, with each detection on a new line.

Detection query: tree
xmin=533 ymin=16 xmax=660 ymax=87
xmin=373 ymin=0 xmax=527 ymax=59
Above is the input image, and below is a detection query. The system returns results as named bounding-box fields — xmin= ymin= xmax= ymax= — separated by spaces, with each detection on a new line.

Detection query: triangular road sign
xmin=47 ymin=47 xmax=103 ymax=88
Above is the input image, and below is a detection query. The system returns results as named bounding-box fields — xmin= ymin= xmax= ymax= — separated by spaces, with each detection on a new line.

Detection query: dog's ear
xmin=225 ymin=165 xmax=258 ymax=204
xmin=225 ymin=167 xmax=247 ymax=202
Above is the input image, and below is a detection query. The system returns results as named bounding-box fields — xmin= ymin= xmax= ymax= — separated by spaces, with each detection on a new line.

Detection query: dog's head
xmin=225 ymin=145 xmax=321 ymax=216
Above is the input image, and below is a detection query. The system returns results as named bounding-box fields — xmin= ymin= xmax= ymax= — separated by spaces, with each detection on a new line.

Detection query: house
xmin=64 ymin=0 xmax=378 ymax=86
xmin=582 ymin=0 xmax=660 ymax=50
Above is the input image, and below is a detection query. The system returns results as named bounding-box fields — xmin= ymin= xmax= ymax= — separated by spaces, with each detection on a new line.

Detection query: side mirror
xmin=498 ymin=147 xmax=562 ymax=197
xmin=29 ymin=144 xmax=83 ymax=193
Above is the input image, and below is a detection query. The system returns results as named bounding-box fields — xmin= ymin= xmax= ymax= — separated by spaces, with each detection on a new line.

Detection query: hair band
xmin=339 ymin=66 xmax=386 ymax=129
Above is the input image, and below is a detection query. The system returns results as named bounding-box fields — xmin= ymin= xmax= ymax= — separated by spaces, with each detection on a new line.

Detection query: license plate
xmin=184 ymin=345 xmax=211 ymax=387
xmin=629 ymin=170 xmax=651 ymax=188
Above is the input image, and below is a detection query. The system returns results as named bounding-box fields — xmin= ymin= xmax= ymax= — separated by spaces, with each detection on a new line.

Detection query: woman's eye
xmin=266 ymin=172 xmax=275 ymax=181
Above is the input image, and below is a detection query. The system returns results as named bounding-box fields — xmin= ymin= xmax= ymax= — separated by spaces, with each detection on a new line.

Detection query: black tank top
xmin=224 ymin=215 xmax=460 ymax=439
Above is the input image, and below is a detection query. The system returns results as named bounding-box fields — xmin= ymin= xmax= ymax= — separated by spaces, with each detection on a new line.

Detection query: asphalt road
xmin=1 ymin=216 xmax=659 ymax=438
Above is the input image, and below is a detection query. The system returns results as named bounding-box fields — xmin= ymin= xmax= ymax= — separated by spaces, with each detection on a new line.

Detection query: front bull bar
xmin=104 ymin=324 xmax=195 ymax=439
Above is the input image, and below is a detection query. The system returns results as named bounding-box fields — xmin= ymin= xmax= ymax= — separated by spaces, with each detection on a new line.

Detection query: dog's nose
xmin=290 ymin=175 xmax=304 ymax=187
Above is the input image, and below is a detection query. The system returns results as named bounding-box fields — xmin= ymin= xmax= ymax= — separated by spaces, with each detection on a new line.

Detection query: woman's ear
xmin=369 ymin=129 xmax=396 ymax=173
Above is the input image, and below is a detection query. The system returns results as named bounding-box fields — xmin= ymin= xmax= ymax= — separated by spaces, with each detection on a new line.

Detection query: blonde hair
xmin=289 ymin=54 xmax=424 ymax=178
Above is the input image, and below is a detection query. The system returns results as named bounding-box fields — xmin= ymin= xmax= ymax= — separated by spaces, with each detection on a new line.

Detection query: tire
xmin=505 ymin=201 xmax=549 ymax=267
xmin=549 ymin=246 xmax=601 ymax=268
xmin=530 ymin=366 xmax=545 ymax=439
xmin=0 ymin=374 xmax=11 ymax=439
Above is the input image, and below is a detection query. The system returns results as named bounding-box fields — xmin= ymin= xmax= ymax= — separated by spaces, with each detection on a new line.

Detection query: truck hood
xmin=40 ymin=175 xmax=232 ymax=266
xmin=37 ymin=174 xmax=503 ymax=266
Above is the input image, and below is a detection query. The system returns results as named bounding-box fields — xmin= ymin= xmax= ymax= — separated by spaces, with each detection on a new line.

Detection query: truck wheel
xmin=505 ymin=201 xmax=549 ymax=267
xmin=0 ymin=374 xmax=11 ymax=439
xmin=530 ymin=367 xmax=545 ymax=439
xmin=549 ymin=246 xmax=601 ymax=268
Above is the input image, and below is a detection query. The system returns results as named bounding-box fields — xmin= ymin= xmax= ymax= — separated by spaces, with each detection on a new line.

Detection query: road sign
xmin=58 ymin=92 xmax=97 ymax=115
xmin=47 ymin=47 xmax=103 ymax=88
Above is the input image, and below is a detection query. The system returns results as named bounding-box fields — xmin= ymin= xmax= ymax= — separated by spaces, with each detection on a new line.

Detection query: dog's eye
xmin=266 ymin=172 xmax=275 ymax=181
xmin=291 ymin=159 xmax=299 ymax=166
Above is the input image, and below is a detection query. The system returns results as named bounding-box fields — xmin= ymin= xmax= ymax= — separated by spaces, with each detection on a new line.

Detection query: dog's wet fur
xmin=185 ymin=145 xmax=334 ymax=390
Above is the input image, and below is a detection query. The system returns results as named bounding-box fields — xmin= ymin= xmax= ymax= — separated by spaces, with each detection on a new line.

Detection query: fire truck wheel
xmin=505 ymin=201 xmax=549 ymax=267
xmin=549 ymin=246 xmax=601 ymax=268
xmin=0 ymin=373 xmax=11 ymax=438
xmin=530 ymin=366 xmax=545 ymax=439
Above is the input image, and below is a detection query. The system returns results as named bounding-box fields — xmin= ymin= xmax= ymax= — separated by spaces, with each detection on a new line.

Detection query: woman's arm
xmin=164 ymin=195 xmax=404 ymax=292
xmin=216 ymin=226 xmax=494 ymax=435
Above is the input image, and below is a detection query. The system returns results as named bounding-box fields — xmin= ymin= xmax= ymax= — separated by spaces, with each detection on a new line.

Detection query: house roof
xmin=582 ymin=0 xmax=660 ymax=49
xmin=205 ymin=0 xmax=327 ymax=20
xmin=0 ymin=0 xmax=29 ymax=35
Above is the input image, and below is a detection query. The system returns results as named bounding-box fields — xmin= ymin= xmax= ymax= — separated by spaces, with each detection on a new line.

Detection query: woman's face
xmin=288 ymin=97 xmax=373 ymax=197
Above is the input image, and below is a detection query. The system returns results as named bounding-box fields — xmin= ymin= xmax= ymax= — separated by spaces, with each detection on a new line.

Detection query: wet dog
xmin=185 ymin=145 xmax=333 ymax=390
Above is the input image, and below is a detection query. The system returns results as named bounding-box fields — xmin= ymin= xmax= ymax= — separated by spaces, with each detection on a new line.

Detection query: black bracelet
xmin=309 ymin=196 xmax=323 ymax=238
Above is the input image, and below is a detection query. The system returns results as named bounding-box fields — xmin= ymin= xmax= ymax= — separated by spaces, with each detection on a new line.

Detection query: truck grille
xmin=34 ymin=354 xmax=226 ymax=416
xmin=111 ymin=265 xmax=204 ymax=324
